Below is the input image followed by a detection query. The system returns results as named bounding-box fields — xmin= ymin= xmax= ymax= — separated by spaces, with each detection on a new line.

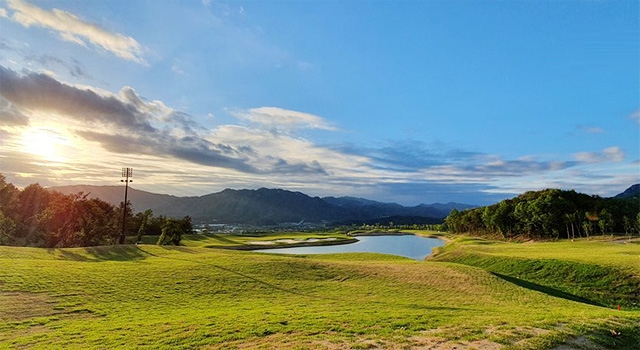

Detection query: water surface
xmin=258 ymin=235 xmax=444 ymax=260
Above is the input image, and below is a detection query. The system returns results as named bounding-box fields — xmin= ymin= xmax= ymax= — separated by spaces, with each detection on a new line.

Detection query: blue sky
xmin=0 ymin=0 xmax=638 ymax=205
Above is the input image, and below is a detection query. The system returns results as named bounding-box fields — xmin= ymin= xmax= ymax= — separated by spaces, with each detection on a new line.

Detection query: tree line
xmin=0 ymin=174 xmax=192 ymax=248
xmin=445 ymin=188 xmax=640 ymax=239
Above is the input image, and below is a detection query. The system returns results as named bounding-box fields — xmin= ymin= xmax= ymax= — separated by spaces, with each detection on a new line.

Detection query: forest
xmin=445 ymin=188 xmax=640 ymax=239
xmin=0 ymin=174 xmax=192 ymax=248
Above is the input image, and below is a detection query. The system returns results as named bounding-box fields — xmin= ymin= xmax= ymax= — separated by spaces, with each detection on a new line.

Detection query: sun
xmin=21 ymin=127 xmax=68 ymax=162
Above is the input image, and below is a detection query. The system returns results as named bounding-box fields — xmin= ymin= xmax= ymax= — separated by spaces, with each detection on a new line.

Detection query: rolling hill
xmin=48 ymin=185 xmax=475 ymax=224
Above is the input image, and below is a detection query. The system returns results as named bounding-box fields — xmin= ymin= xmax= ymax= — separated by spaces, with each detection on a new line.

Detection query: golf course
xmin=1 ymin=232 xmax=639 ymax=349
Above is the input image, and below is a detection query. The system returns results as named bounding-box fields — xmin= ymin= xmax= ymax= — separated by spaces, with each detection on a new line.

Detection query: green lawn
xmin=1 ymin=232 xmax=639 ymax=349
xmin=431 ymin=235 xmax=640 ymax=311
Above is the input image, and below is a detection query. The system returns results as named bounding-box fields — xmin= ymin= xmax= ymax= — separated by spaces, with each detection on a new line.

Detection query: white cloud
xmin=578 ymin=125 xmax=604 ymax=134
xmin=5 ymin=0 xmax=145 ymax=64
xmin=630 ymin=110 xmax=640 ymax=124
xmin=171 ymin=63 xmax=186 ymax=76
xmin=211 ymin=124 xmax=372 ymax=176
xmin=574 ymin=146 xmax=625 ymax=163
xmin=234 ymin=107 xmax=337 ymax=131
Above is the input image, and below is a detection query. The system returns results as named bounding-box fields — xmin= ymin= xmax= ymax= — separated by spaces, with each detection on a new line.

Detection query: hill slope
xmin=614 ymin=184 xmax=640 ymax=199
xmin=49 ymin=185 xmax=474 ymax=224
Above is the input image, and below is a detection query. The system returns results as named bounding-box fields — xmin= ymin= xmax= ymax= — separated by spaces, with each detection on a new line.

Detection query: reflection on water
xmin=258 ymin=235 xmax=444 ymax=261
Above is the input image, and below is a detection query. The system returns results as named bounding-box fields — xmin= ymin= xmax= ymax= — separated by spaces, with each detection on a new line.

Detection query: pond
xmin=257 ymin=235 xmax=444 ymax=261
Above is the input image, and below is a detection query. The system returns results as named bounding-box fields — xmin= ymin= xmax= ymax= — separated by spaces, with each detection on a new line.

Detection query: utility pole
xmin=120 ymin=167 xmax=133 ymax=244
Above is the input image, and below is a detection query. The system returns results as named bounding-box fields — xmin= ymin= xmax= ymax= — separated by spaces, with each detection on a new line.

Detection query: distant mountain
xmin=49 ymin=185 xmax=475 ymax=225
xmin=614 ymin=184 xmax=640 ymax=199
xmin=416 ymin=202 xmax=477 ymax=216
xmin=49 ymin=185 xmax=181 ymax=213
xmin=337 ymin=215 xmax=443 ymax=226
xmin=322 ymin=197 xmax=475 ymax=218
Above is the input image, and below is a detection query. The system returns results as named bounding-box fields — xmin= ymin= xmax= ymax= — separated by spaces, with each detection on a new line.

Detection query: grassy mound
xmin=431 ymin=236 xmax=640 ymax=309
xmin=1 ymin=233 xmax=639 ymax=349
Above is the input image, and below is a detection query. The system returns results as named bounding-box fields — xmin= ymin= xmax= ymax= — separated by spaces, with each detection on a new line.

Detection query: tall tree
xmin=156 ymin=216 xmax=193 ymax=246
xmin=135 ymin=209 xmax=153 ymax=243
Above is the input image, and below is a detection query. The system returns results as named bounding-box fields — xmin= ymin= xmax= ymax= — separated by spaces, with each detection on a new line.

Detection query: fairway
xmin=1 ymin=235 xmax=639 ymax=349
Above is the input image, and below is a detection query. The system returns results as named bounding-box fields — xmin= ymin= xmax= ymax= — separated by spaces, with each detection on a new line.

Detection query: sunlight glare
xmin=21 ymin=127 xmax=69 ymax=162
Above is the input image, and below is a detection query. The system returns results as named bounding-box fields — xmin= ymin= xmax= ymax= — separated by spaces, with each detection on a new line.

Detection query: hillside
xmin=49 ymin=185 xmax=474 ymax=224
xmin=614 ymin=184 xmax=640 ymax=199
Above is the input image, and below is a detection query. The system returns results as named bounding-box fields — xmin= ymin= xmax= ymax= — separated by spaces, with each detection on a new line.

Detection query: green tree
xmin=135 ymin=209 xmax=153 ymax=243
xmin=598 ymin=209 xmax=613 ymax=236
xmin=0 ymin=174 xmax=20 ymax=220
xmin=581 ymin=220 xmax=592 ymax=238
xmin=15 ymin=183 xmax=51 ymax=246
xmin=0 ymin=210 xmax=16 ymax=245
xmin=622 ymin=216 xmax=633 ymax=236
xmin=445 ymin=209 xmax=462 ymax=233
xmin=482 ymin=200 xmax=514 ymax=238
xmin=156 ymin=216 xmax=193 ymax=246
xmin=40 ymin=191 xmax=119 ymax=248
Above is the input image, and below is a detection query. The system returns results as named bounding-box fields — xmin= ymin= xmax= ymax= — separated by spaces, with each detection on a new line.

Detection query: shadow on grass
xmin=85 ymin=245 xmax=153 ymax=261
xmin=51 ymin=249 xmax=95 ymax=262
xmin=53 ymin=246 xmax=152 ymax=262
xmin=491 ymin=272 xmax=604 ymax=307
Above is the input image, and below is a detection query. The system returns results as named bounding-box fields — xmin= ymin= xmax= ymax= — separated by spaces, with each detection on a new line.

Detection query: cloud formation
xmin=460 ymin=156 xmax=571 ymax=177
xmin=24 ymin=55 xmax=92 ymax=79
xmin=578 ymin=125 xmax=605 ymax=134
xmin=234 ymin=107 xmax=337 ymax=131
xmin=0 ymin=66 xmax=328 ymax=176
xmin=0 ymin=66 xmax=634 ymax=205
xmin=0 ymin=97 xmax=29 ymax=126
xmin=2 ymin=0 xmax=145 ymax=63
xmin=574 ymin=147 xmax=625 ymax=163
xmin=630 ymin=110 xmax=640 ymax=124
xmin=0 ymin=66 xmax=156 ymax=133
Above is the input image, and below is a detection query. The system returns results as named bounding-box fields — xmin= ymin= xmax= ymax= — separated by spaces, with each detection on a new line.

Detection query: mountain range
xmin=613 ymin=184 xmax=640 ymax=199
xmin=48 ymin=185 xmax=476 ymax=225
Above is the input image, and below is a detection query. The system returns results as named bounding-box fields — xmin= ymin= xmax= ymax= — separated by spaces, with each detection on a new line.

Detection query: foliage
xmin=0 ymin=177 xmax=123 ymax=248
xmin=445 ymin=188 xmax=640 ymax=239
xmin=156 ymin=216 xmax=193 ymax=245
xmin=0 ymin=174 xmax=181 ymax=248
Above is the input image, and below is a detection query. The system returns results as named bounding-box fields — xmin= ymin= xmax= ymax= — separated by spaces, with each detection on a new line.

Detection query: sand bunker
xmin=249 ymin=238 xmax=337 ymax=245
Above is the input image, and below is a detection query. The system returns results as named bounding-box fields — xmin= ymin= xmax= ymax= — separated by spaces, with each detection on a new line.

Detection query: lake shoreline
xmin=250 ymin=234 xmax=445 ymax=261
xmin=209 ymin=231 xmax=448 ymax=261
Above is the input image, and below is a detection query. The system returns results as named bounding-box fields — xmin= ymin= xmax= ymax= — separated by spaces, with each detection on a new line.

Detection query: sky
xmin=0 ymin=0 xmax=638 ymax=206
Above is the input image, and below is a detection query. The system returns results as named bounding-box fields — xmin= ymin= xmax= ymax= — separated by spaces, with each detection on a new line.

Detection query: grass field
xmin=1 ymin=232 xmax=639 ymax=349
xmin=430 ymin=236 xmax=640 ymax=310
